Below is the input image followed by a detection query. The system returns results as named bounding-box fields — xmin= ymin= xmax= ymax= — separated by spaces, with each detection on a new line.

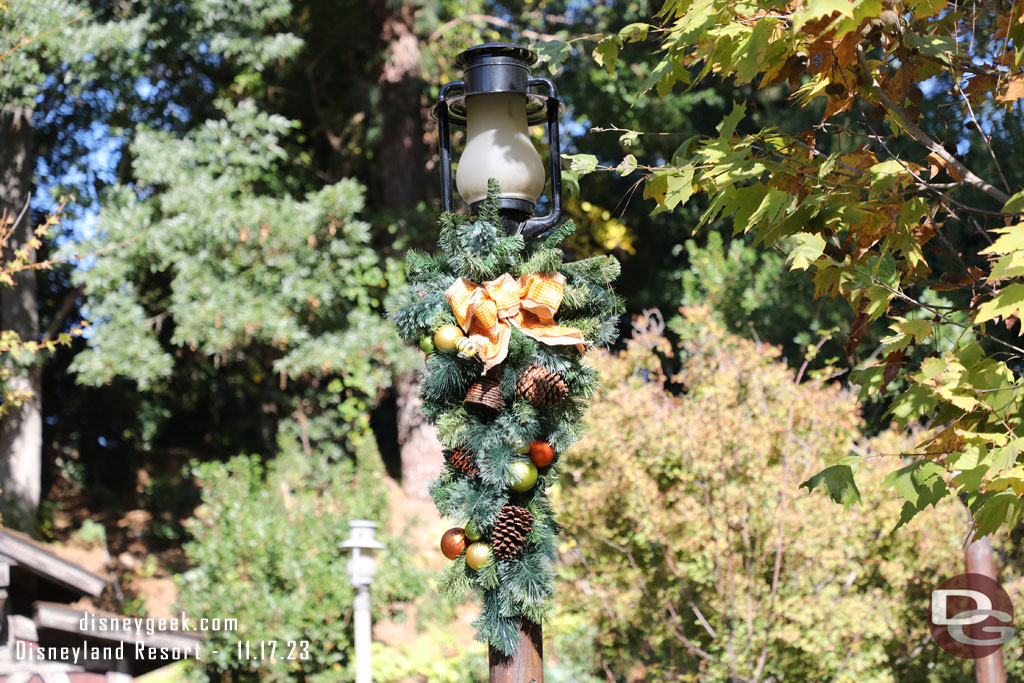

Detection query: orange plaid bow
xmin=445 ymin=272 xmax=586 ymax=372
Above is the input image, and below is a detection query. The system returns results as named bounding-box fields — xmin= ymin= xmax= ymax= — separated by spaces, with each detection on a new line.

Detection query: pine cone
xmin=448 ymin=446 xmax=479 ymax=477
xmin=515 ymin=365 xmax=569 ymax=407
xmin=492 ymin=505 xmax=534 ymax=560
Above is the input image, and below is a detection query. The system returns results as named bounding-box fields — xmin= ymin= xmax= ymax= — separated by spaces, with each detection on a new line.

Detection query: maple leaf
xmin=996 ymin=75 xmax=1024 ymax=103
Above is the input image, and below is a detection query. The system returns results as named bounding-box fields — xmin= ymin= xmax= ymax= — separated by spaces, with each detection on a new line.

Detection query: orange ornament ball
xmin=440 ymin=528 xmax=467 ymax=560
xmin=529 ymin=440 xmax=555 ymax=468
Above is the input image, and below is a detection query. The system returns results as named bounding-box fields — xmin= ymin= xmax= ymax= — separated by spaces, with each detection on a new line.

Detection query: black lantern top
xmin=433 ymin=43 xmax=564 ymax=127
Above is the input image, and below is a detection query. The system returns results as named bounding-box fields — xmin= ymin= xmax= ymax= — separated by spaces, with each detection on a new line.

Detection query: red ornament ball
xmin=440 ymin=528 xmax=467 ymax=560
xmin=529 ymin=440 xmax=555 ymax=468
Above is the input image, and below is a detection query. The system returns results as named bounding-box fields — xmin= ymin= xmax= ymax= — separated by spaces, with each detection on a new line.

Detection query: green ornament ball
xmin=509 ymin=460 xmax=538 ymax=492
xmin=419 ymin=334 xmax=435 ymax=354
xmin=464 ymin=521 xmax=482 ymax=541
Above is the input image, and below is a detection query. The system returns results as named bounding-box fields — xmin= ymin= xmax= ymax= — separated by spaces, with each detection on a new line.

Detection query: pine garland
xmin=388 ymin=180 xmax=619 ymax=656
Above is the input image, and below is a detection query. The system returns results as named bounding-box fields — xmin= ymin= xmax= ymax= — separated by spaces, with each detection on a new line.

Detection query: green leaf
xmin=787 ymin=233 xmax=826 ymax=270
xmin=735 ymin=20 xmax=773 ymax=83
xmin=716 ymin=102 xmax=745 ymax=140
xmin=905 ymin=33 xmax=956 ymax=63
xmin=912 ymin=0 xmax=946 ymax=18
xmin=618 ymin=23 xmax=650 ymax=43
xmin=850 ymin=365 xmax=886 ymax=398
xmin=888 ymin=383 xmax=938 ymax=428
xmin=664 ymin=168 xmax=695 ymax=210
xmin=972 ymin=491 xmax=1024 ymax=539
xmin=564 ymin=153 xmax=599 ymax=176
xmin=883 ymin=461 xmax=946 ymax=508
xmin=980 ymin=223 xmax=1024 ymax=255
xmin=991 ymin=252 xmax=1024 ymax=281
xmin=593 ymin=38 xmax=619 ymax=74
xmin=894 ymin=318 xmax=932 ymax=343
xmin=800 ymin=465 xmax=861 ymax=511
xmin=793 ymin=0 xmax=854 ymax=32
xmin=865 ymin=159 xmax=909 ymax=195
xmin=975 ymin=283 xmax=1024 ymax=323
xmin=1002 ymin=189 xmax=1024 ymax=214
xmin=616 ymin=154 xmax=638 ymax=177
xmin=534 ymin=40 xmax=572 ymax=72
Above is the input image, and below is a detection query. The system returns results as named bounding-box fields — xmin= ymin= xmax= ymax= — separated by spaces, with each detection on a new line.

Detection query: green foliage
xmin=65 ymin=99 xmax=414 ymax=456
xmin=177 ymin=435 xmax=428 ymax=681
xmin=670 ymin=231 xmax=854 ymax=368
xmin=389 ymin=182 xmax=619 ymax=655
xmin=580 ymin=0 xmax=1024 ymax=536
xmin=70 ymin=518 xmax=106 ymax=548
xmin=558 ymin=309 xmax=1024 ymax=681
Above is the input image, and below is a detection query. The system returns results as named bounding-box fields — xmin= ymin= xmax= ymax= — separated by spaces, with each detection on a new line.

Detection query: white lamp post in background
xmin=341 ymin=519 xmax=385 ymax=683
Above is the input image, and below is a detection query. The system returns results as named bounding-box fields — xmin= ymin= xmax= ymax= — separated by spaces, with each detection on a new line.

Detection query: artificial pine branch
xmin=541 ymin=220 xmax=576 ymax=249
xmin=479 ymin=178 xmax=503 ymax=228
xmin=390 ymin=180 xmax=619 ymax=657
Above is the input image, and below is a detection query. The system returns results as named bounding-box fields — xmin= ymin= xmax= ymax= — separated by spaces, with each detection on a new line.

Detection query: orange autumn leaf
xmin=997 ymin=76 xmax=1024 ymax=103
xmin=925 ymin=151 xmax=966 ymax=181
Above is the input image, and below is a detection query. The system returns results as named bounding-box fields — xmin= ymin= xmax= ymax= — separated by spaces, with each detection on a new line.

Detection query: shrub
xmin=176 ymin=435 xmax=428 ymax=681
xmin=556 ymin=308 xmax=1021 ymax=681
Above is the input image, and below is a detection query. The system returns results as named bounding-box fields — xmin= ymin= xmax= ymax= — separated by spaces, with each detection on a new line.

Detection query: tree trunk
xmin=372 ymin=1 xmax=441 ymax=498
xmin=0 ymin=105 xmax=41 ymax=526
xmin=373 ymin=1 xmax=427 ymax=210
xmin=395 ymin=370 xmax=443 ymax=499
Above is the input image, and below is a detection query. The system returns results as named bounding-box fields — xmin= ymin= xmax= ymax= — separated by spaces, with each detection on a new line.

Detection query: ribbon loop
xmin=445 ymin=272 xmax=586 ymax=373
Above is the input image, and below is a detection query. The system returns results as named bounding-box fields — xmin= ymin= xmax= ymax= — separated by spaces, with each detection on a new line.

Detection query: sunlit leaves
xmin=975 ymin=284 xmax=1024 ymax=325
xmin=587 ymin=0 xmax=1024 ymax=536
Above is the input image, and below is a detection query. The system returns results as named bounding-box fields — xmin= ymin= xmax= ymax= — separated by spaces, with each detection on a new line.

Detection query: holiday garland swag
xmin=389 ymin=181 xmax=620 ymax=655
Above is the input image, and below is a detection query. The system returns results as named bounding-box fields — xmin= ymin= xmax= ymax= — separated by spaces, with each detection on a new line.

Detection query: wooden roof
xmin=0 ymin=528 xmax=107 ymax=597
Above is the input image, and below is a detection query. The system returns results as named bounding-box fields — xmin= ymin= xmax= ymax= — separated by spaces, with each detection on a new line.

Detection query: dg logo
xmin=930 ymin=573 xmax=1015 ymax=659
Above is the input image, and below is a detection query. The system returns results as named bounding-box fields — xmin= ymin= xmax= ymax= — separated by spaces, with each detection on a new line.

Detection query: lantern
xmin=340 ymin=520 xmax=385 ymax=683
xmin=433 ymin=43 xmax=565 ymax=239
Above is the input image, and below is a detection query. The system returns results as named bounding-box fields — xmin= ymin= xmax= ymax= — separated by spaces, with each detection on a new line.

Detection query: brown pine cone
xmin=448 ymin=447 xmax=479 ymax=477
xmin=492 ymin=505 xmax=534 ymax=560
xmin=515 ymin=365 xmax=569 ymax=407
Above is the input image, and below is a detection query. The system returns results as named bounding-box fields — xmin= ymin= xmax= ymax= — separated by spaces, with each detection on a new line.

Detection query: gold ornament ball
xmin=433 ymin=325 xmax=465 ymax=353
xmin=465 ymin=542 xmax=491 ymax=570
xmin=440 ymin=528 xmax=467 ymax=560
xmin=509 ymin=461 xmax=538 ymax=492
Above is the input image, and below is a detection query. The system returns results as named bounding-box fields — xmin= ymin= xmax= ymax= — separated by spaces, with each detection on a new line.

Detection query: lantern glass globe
xmin=455 ymin=93 xmax=546 ymax=206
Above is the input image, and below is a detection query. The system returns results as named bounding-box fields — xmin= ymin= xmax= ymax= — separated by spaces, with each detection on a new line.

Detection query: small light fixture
xmin=433 ymin=42 xmax=565 ymax=239
xmin=341 ymin=519 xmax=385 ymax=587
xmin=340 ymin=520 xmax=385 ymax=683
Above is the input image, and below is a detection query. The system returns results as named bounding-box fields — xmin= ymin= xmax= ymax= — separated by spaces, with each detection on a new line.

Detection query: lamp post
xmin=433 ymin=41 xmax=564 ymax=681
xmin=340 ymin=520 xmax=385 ymax=683
xmin=433 ymin=42 xmax=565 ymax=240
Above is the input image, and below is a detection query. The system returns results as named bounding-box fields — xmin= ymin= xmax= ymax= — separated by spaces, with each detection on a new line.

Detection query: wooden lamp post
xmin=432 ymin=42 xmax=567 ymax=681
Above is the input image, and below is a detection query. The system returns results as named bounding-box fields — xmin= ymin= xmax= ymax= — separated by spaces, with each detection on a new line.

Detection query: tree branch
xmin=42 ymin=286 xmax=83 ymax=342
xmin=857 ymin=48 xmax=1011 ymax=205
